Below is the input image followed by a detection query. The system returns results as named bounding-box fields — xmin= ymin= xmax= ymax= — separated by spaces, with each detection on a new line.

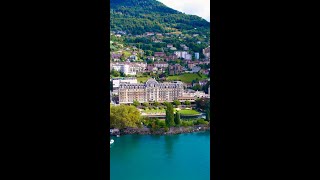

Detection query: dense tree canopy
xmin=110 ymin=0 xmax=210 ymax=36
xmin=110 ymin=105 xmax=141 ymax=129
xmin=195 ymin=98 xmax=210 ymax=110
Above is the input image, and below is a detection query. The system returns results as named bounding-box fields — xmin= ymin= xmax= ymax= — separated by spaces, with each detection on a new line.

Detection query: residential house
xmin=183 ymin=83 xmax=193 ymax=88
xmin=154 ymin=52 xmax=166 ymax=57
xmin=188 ymin=62 xmax=196 ymax=69
xmin=203 ymin=69 xmax=210 ymax=75
xmin=185 ymin=54 xmax=192 ymax=60
xmin=129 ymin=55 xmax=138 ymax=61
xmin=146 ymin=56 xmax=155 ymax=61
xmin=146 ymin=32 xmax=154 ymax=36
xmin=203 ymin=46 xmax=210 ymax=58
xmin=153 ymin=39 xmax=162 ymax=43
xmin=111 ymin=53 xmax=122 ymax=60
xmin=154 ymin=61 xmax=169 ymax=68
xmin=165 ymin=54 xmax=178 ymax=61
xmin=200 ymin=69 xmax=210 ymax=75
xmin=169 ymin=64 xmax=183 ymax=75
xmin=192 ymin=66 xmax=201 ymax=73
xmin=147 ymin=64 xmax=154 ymax=72
xmin=199 ymin=80 xmax=209 ymax=86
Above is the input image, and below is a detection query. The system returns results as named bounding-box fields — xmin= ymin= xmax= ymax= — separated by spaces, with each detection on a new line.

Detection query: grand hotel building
xmin=118 ymin=78 xmax=184 ymax=104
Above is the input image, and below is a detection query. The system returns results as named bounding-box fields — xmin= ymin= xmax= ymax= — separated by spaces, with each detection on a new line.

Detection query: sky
xmin=157 ymin=0 xmax=210 ymax=22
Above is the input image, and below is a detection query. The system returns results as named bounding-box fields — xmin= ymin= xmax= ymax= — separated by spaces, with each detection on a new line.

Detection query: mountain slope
xmin=110 ymin=0 xmax=210 ymax=35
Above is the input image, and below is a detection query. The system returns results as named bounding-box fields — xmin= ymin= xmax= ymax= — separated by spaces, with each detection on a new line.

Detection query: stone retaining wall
xmin=111 ymin=125 xmax=210 ymax=136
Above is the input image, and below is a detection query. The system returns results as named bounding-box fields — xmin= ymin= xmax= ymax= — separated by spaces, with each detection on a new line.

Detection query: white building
xmin=182 ymin=89 xmax=208 ymax=98
xmin=112 ymin=77 xmax=138 ymax=91
xmin=174 ymin=51 xmax=188 ymax=59
xmin=185 ymin=54 xmax=192 ymax=60
xmin=195 ymin=52 xmax=200 ymax=60
xmin=111 ymin=62 xmax=147 ymax=76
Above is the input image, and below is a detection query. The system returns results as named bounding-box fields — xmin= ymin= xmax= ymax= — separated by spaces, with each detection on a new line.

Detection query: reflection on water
xmin=164 ymin=134 xmax=179 ymax=159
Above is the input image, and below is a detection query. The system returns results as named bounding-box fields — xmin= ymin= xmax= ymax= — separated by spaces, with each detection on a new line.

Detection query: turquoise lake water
xmin=110 ymin=131 xmax=210 ymax=180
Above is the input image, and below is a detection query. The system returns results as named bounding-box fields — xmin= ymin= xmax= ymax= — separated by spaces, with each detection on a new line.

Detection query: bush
xmin=164 ymin=126 xmax=169 ymax=132
xmin=151 ymin=122 xmax=160 ymax=131
xmin=194 ymin=119 xmax=209 ymax=125
xmin=157 ymin=120 xmax=166 ymax=128
xmin=181 ymin=121 xmax=192 ymax=127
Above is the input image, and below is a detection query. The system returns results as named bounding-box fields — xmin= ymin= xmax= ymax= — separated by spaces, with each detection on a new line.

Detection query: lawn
xmin=166 ymin=73 xmax=208 ymax=83
xmin=137 ymin=76 xmax=151 ymax=83
xmin=177 ymin=109 xmax=200 ymax=115
xmin=142 ymin=108 xmax=165 ymax=114
xmin=142 ymin=108 xmax=200 ymax=117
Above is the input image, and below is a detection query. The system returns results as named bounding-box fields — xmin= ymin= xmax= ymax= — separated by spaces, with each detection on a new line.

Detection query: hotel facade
xmin=118 ymin=79 xmax=184 ymax=104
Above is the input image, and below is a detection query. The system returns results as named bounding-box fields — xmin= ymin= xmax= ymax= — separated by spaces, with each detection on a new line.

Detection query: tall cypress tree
xmin=205 ymin=108 xmax=210 ymax=121
xmin=174 ymin=111 xmax=181 ymax=126
xmin=165 ymin=103 xmax=175 ymax=127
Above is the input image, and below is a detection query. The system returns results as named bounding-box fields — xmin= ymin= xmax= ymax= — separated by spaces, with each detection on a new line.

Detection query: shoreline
xmin=110 ymin=125 xmax=210 ymax=136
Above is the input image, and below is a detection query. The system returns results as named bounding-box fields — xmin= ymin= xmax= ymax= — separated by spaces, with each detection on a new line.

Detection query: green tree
xmin=185 ymin=100 xmax=191 ymax=106
xmin=173 ymin=100 xmax=181 ymax=107
xmin=120 ymin=71 xmax=125 ymax=77
xmin=174 ymin=111 xmax=181 ymax=126
xmin=154 ymin=101 xmax=160 ymax=107
xmin=110 ymin=105 xmax=141 ymax=129
xmin=110 ymin=80 xmax=113 ymax=91
xmin=133 ymin=100 xmax=140 ymax=107
xmin=111 ymin=69 xmax=120 ymax=77
xmin=206 ymin=108 xmax=210 ymax=121
xmin=163 ymin=101 xmax=169 ymax=107
xmin=143 ymin=102 xmax=149 ymax=107
xmin=192 ymin=84 xmax=202 ymax=91
xmin=165 ymin=103 xmax=175 ymax=127
xmin=195 ymin=98 xmax=210 ymax=110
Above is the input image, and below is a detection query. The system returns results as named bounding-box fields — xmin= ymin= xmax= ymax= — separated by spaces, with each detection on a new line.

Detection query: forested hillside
xmin=110 ymin=0 xmax=210 ymax=36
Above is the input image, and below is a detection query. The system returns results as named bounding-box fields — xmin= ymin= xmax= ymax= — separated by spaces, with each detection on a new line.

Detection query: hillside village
xmin=110 ymin=31 xmax=210 ymax=102
xmin=110 ymin=30 xmax=210 ymax=106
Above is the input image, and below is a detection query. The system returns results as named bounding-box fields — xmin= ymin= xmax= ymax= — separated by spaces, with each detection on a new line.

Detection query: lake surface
xmin=110 ymin=131 xmax=210 ymax=180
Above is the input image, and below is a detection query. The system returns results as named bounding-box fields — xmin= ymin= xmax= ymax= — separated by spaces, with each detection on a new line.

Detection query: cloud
xmin=157 ymin=0 xmax=210 ymax=22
